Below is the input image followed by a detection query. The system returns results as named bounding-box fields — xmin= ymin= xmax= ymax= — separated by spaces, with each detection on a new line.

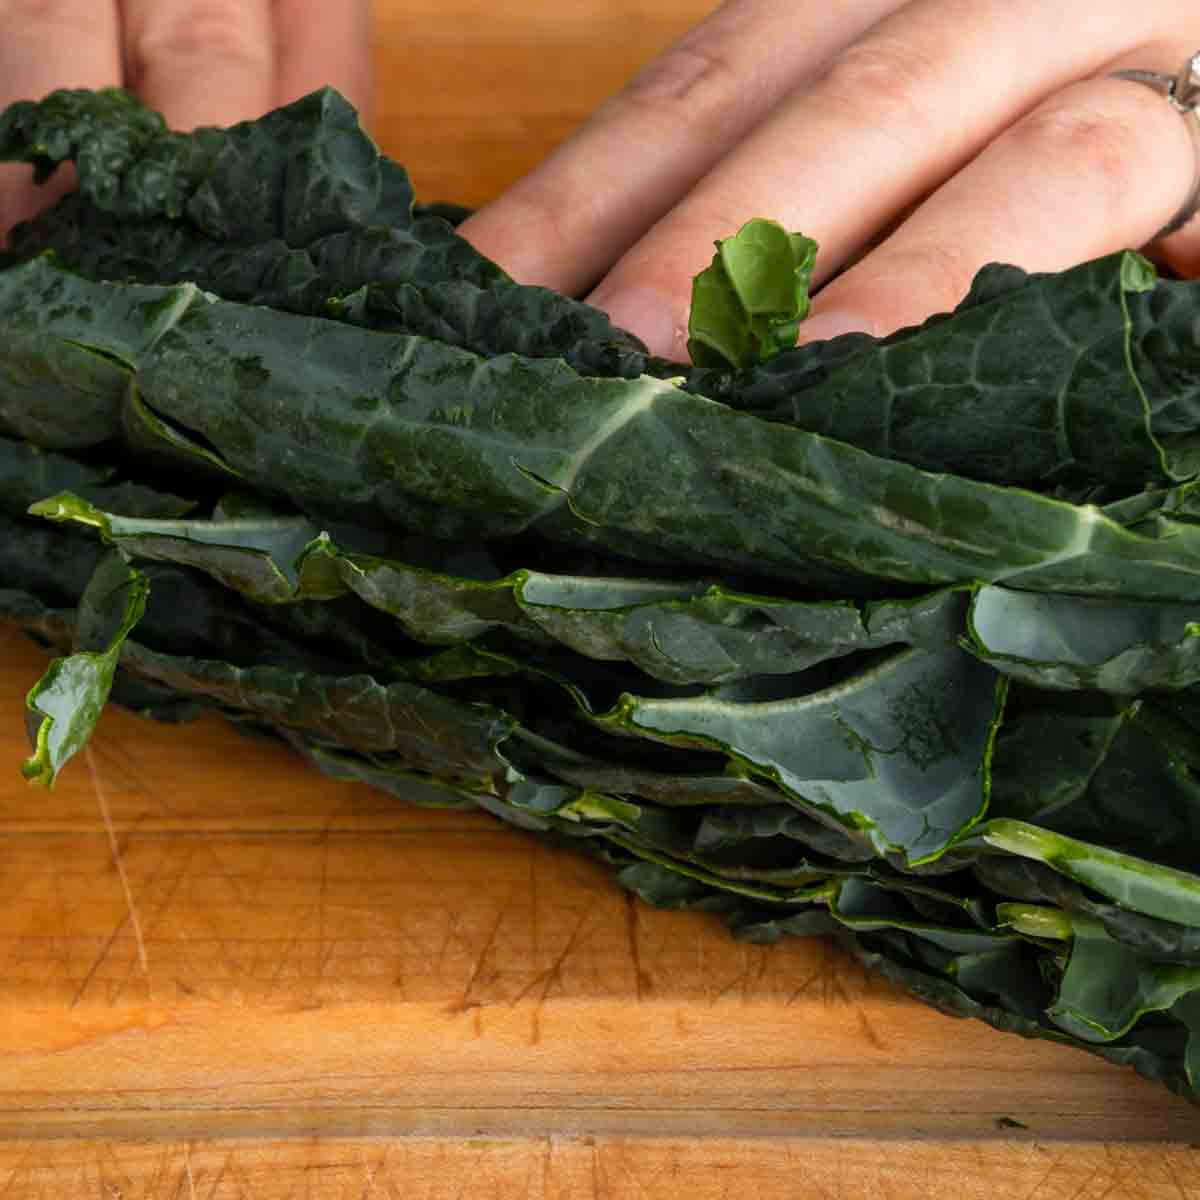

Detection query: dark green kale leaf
xmin=25 ymin=488 xmax=973 ymax=684
xmin=683 ymin=253 xmax=1200 ymax=490
xmin=12 ymin=254 xmax=1200 ymax=599
xmin=0 ymin=435 xmax=195 ymax=518
xmin=0 ymin=86 xmax=414 ymax=238
xmin=965 ymin=586 xmax=1200 ymax=694
xmin=1 ymin=87 xmax=648 ymax=378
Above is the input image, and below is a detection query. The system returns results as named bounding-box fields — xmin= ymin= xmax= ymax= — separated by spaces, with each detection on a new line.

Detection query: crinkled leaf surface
xmin=686 ymin=252 xmax=1200 ymax=490
xmin=12 ymin=256 xmax=1200 ymax=598
xmin=1 ymin=88 xmax=647 ymax=379
xmin=0 ymin=86 xmax=413 ymax=239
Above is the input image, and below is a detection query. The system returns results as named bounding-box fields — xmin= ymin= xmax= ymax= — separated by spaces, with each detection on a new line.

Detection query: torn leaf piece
xmin=21 ymin=553 xmax=148 ymax=786
xmin=687 ymin=219 xmax=817 ymax=368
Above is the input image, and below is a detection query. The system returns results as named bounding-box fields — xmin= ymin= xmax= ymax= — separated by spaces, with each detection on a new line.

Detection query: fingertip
xmin=0 ymin=164 xmax=75 ymax=248
xmin=456 ymin=205 xmax=549 ymax=288
xmin=588 ymin=285 xmax=687 ymax=360
xmin=795 ymin=308 xmax=874 ymax=345
xmin=0 ymin=165 xmax=37 ymax=246
xmin=274 ymin=0 xmax=374 ymax=124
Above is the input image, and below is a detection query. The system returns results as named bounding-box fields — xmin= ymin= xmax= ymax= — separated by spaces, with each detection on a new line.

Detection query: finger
xmin=801 ymin=44 xmax=1200 ymax=341
xmin=0 ymin=0 xmax=121 ymax=238
xmin=273 ymin=0 xmax=374 ymax=125
xmin=580 ymin=0 xmax=1171 ymax=358
xmin=1146 ymin=54 xmax=1200 ymax=280
xmin=121 ymin=0 xmax=274 ymax=130
xmin=459 ymin=0 xmax=903 ymax=293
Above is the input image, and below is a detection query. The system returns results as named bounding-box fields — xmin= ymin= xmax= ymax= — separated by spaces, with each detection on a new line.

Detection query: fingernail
xmin=797 ymin=310 xmax=872 ymax=345
xmin=591 ymin=287 xmax=685 ymax=360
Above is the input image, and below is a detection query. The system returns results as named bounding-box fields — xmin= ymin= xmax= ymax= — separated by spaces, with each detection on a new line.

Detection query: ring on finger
xmin=1110 ymin=51 xmax=1200 ymax=238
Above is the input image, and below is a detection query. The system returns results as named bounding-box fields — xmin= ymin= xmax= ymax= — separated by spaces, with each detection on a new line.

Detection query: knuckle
xmin=815 ymin=38 xmax=939 ymax=135
xmin=482 ymin=183 xmax=581 ymax=273
xmin=1007 ymin=87 xmax=1146 ymax=225
xmin=618 ymin=40 xmax=744 ymax=131
xmin=0 ymin=0 xmax=71 ymax=20
xmin=0 ymin=0 xmax=100 ymax=35
xmin=131 ymin=3 xmax=271 ymax=76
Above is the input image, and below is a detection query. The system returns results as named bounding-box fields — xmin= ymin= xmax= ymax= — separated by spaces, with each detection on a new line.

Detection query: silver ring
xmin=1110 ymin=52 xmax=1200 ymax=238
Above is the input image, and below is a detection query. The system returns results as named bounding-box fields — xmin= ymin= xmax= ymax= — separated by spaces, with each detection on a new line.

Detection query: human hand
xmin=0 ymin=0 xmax=372 ymax=238
xmin=460 ymin=0 xmax=1200 ymax=360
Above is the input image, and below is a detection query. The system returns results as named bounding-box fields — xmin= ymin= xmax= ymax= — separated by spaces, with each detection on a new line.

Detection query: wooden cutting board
xmin=1 ymin=3 xmax=1198 ymax=1194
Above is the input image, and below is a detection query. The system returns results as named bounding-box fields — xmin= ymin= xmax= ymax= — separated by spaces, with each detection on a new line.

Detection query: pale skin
xmin=1 ymin=0 xmax=1198 ymax=362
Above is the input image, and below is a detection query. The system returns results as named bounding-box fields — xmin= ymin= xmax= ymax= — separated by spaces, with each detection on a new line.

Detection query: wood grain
xmin=370 ymin=0 xmax=724 ymax=206
xmin=2 ymin=1 xmax=1199 ymax=1193
xmin=0 ymin=1137 xmax=1197 ymax=1200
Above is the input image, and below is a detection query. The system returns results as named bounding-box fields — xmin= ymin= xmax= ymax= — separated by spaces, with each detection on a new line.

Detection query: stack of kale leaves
xmin=4 ymin=87 xmax=1200 ymax=1105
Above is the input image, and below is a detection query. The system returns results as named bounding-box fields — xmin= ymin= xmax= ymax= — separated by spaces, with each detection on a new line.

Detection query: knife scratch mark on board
xmin=87 ymin=744 xmax=149 ymax=977
xmin=183 ymin=1143 xmax=197 ymax=1200
xmin=730 ymin=946 xmax=771 ymax=1006
xmin=782 ymin=941 xmax=859 ymax=1009
xmin=708 ymin=944 xmax=774 ymax=1006
xmin=512 ymin=911 xmax=591 ymax=1045
xmin=448 ymin=905 xmax=507 ymax=1013
xmin=1021 ymin=1149 xmax=1070 ymax=1200
xmin=856 ymin=1007 xmax=887 ymax=1051
xmin=71 ymin=914 xmax=129 ymax=1007
xmin=625 ymin=892 xmax=650 ymax=1002
xmin=314 ymin=828 xmax=331 ymax=983
xmin=0 ymin=1141 xmax=37 ymax=1199
xmin=590 ymin=1139 xmax=604 ymax=1200
xmin=783 ymin=967 xmax=824 ymax=1007
xmin=89 ymin=735 xmax=172 ymax=818
xmin=359 ymin=1143 xmax=389 ymax=1198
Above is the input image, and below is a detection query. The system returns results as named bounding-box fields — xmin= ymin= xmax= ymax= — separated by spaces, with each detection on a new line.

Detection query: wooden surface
xmin=2 ymin=2 xmax=1199 ymax=1194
